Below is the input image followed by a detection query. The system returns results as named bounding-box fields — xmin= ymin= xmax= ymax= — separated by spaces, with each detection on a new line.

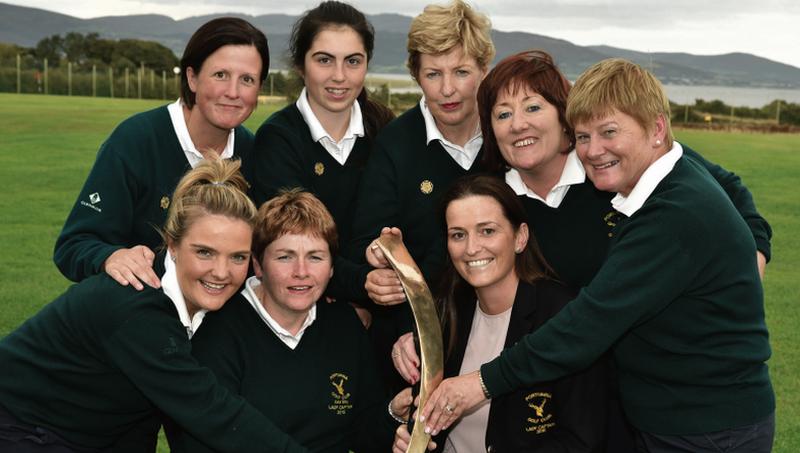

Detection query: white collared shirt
xmin=240 ymin=276 xmax=317 ymax=349
xmin=419 ymin=97 xmax=482 ymax=170
xmin=161 ymin=252 xmax=207 ymax=338
xmin=612 ymin=142 xmax=684 ymax=217
xmin=167 ymin=99 xmax=235 ymax=168
xmin=505 ymin=150 xmax=586 ymax=208
xmin=296 ymin=87 xmax=365 ymax=166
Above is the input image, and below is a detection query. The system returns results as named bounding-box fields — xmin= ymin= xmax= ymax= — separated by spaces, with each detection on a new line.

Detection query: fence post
xmin=269 ymin=73 xmax=273 ymax=96
xmin=92 ymin=65 xmax=97 ymax=97
xmin=68 ymin=61 xmax=72 ymax=96
xmin=137 ymin=62 xmax=143 ymax=99
xmin=162 ymin=70 xmax=166 ymax=100
xmin=44 ymin=58 xmax=48 ymax=94
xmin=109 ymin=67 xmax=114 ymax=98
xmin=174 ymin=67 xmax=179 ymax=99
xmin=16 ymin=54 xmax=21 ymax=94
xmin=125 ymin=67 xmax=130 ymax=98
xmin=150 ymin=69 xmax=155 ymax=96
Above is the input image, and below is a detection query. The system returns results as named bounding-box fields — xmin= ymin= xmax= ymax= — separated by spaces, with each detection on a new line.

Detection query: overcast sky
xmin=8 ymin=0 xmax=800 ymax=68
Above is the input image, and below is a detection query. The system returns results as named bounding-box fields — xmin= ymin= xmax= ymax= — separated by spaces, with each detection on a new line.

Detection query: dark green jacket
xmin=168 ymin=293 xmax=396 ymax=453
xmin=346 ymin=105 xmax=485 ymax=300
xmin=54 ymin=105 xmax=254 ymax=282
xmin=0 ymin=273 xmax=307 ymax=452
xmin=482 ymin=155 xmax=774 ymax=435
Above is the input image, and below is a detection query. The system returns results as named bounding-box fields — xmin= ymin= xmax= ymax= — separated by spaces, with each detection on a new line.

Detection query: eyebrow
xmin=273 ymin=248 xmax=329 ymax=255
xmin=310 ymin=51 xmax=365 ymax=59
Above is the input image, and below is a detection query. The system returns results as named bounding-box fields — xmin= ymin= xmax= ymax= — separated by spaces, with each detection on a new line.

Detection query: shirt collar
xmin=167 ymin=99 xmax=235 ymax=168
xmin=504 ymin=150 xmax=586 ymax=208
xmin=161 ymin=252 xmax=207 ymax=338
xmin=296 ymin=87 xmax=365 ymax=143
xmin=241 ymin=276 xmax=317 ymax=350
xmin=612 ymin=141 xmax=684 ymax=217
xmin=419 ymin=97 xmax=482 ymax=170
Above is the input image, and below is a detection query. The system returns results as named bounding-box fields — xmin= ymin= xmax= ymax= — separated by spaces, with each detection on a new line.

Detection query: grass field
xmin=1 ymin=93 xmax=798 ymax=451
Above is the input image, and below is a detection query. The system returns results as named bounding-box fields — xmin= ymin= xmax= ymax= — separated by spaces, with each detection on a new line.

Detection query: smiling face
xmin=417 ymin=45 xmax=486 ymax=140
xmin=187 ymin=44 xmax=262 ymax=132
xmin=254 ymin=232 xmax=333 ymax=333
xmin=574 ymin=109 xmax=667 ymax=196
xmin=169 ymin=214 xmax=253 ymax=318
xmin=492 ymin=86 xmax=570 ymax=180
xmin=446 ymin=195 xmax=528 ymax=299
xmin=301 ymin=25 xmax=367 ymax=120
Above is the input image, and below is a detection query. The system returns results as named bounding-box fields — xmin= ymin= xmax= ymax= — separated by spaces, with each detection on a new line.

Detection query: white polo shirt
xmin=240 ymin=276 xmax=317 ymax=350
xmin=296 ymin=87 xmax=365 ymax=166
xmin=167 ymin=99 xmax=235 ymax=168
xmin=161 ymin=252 xmax=207 ymax=339
xmin=612 ymin=142 xmax=684 ymax=217
xmin=505 ymin=150 xmax=586 ymax=208
xmin=419 ymin=97 xmax=482 ymax=170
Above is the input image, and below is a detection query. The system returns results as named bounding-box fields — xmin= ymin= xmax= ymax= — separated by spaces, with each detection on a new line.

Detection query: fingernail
xmin=424 ymin=426 xmax=431 ymax=434
xmin=419 ymin=415 xmax=425 ymax=422
xmin=432 ymin=429 xmax=439 ymax=436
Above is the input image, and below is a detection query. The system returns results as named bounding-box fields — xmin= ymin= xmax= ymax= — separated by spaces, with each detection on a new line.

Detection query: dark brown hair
xmin=289 ymin=1 xmax=394 ymax=139
xmin=180 ymin=17 xmax=270 ymax=108
xmin=478 ymin=50 xmax=573 ymax=173
xmin=437 ymin=174 xmax=554 ymax=355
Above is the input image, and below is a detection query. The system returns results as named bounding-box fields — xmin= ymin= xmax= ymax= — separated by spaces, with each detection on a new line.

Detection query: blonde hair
xmin=406 ymin=0 xmax=495 ymax=79
xmin=252 ymin=189 xmax=338 ymax=263
xmin=162 ymin=159 xmax=257 ymax=246
xmin=566 ymin=58 xmax=674 ymax=147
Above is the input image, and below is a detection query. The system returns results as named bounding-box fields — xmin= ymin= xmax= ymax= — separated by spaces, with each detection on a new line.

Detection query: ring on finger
xmin=445 ymin=404 xmax=454 ymax=414
xmin=392 ymin=351 xmax=400 ymax=358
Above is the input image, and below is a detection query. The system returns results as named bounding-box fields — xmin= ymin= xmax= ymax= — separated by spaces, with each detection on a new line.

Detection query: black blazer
xmin=435 ymin=279 xmax=608 ymax=453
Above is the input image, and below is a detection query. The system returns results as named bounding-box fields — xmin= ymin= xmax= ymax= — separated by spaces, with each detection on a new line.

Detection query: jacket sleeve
xmin=481 ymin=198 xmax=703 ymax=397
xmin=53 ymin=138 xmax=139 ymax=282
xmin=682 ymin=143 xmax=772 ymax=261
xmin=105 ymin=298 xmax=309 ymax=453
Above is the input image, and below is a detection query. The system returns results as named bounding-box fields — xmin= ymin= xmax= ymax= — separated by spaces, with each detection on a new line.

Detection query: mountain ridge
xmin=1 ymin=2 xmax=798 ymax=88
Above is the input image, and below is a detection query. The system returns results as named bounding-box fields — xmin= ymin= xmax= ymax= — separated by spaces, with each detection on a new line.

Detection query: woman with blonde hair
xmin=346 ymin=0 xmax=495 ymax=389
xmin=0 ymin=160 xmax=309 ymax=452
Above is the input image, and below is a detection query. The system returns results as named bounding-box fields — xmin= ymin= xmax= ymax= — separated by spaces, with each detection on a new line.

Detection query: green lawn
xmin=0 ymin=93 xmax=798 ymax=450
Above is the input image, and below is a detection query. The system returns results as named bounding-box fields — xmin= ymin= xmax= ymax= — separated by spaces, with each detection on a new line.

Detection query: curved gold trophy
xmin=375 ymin=232 xmax=443 ymax=453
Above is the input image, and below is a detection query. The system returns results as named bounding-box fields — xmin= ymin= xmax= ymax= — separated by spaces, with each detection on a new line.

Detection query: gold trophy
xmin=375 ymin=232 xmax=443 ymax=453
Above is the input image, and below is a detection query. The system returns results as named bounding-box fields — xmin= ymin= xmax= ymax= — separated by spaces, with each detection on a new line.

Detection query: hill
xmin=2 ymin=2 xmax=799 ymax=88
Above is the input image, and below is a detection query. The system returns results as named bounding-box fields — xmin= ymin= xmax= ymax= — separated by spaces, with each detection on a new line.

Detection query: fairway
xmin=1 ymin=93 xmax=798 ymax=451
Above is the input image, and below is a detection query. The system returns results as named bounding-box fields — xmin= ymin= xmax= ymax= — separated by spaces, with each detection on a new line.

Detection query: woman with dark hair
xmin=246 ymin=1 xmax=394 ymax=308
xmin=54 ymin=17 xmax=269 ymax=291
xmin=391 ymin=175 xmax=607 ymax=453
xmin=0 ymin=160 xmax=310 ymax=453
